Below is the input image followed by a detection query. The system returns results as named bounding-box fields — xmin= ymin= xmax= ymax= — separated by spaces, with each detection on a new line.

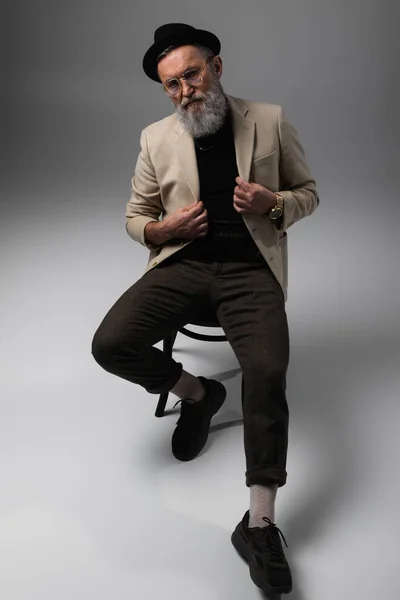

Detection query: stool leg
xmin=155 ymin=330 xmax=178 ymax=417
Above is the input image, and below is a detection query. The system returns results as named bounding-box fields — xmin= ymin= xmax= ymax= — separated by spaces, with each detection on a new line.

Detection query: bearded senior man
xmin=92 ymin=23 xmax=319 ymax=595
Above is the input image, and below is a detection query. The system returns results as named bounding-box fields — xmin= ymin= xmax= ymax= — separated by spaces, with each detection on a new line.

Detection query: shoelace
xmin=172 ymin=399 xmax=196 ymax=409
xmin=172 ymin=398 xmax=200 ymax=425
xmin=252 ymin=517 xmax=289 ymax=563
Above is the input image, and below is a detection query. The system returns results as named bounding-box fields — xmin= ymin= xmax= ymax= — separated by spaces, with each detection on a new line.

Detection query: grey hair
xmin=157 ymin=43 xmax=215 ymax=63
xmin=156 ymin=44 xmax=216 ymax=79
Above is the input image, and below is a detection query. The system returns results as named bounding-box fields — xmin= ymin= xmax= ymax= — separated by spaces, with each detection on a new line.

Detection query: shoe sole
xmin=172 ymin=378 xmax=226 ymax=461
xmin=231 ymin=526 xmax=292 ymax=595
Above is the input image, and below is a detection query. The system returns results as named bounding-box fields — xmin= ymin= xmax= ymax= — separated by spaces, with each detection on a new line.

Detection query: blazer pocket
xmin=251 ymin=150 xmax=277 ymax=188
xmin=252 ymin=149 xmax=276 ymax=167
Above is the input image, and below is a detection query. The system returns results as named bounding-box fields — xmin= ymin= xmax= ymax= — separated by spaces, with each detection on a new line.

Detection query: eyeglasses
xmin=162 ymin=56 xmax=214 ymax=97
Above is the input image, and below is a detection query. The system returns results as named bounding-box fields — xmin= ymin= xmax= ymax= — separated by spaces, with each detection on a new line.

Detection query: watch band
xmin=268 ymin=193 xmax=284 ymax=219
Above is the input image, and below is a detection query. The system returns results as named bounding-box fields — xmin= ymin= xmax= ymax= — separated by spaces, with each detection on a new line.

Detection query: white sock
xmin=170 ymin=370 xmax=206 ymax=403
xmin=249 ymin=483 xmax=278 ymax=528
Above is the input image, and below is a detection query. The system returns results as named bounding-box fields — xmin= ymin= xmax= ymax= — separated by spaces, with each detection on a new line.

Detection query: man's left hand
xmin=233 ymin=177 xmax=277 ymax=215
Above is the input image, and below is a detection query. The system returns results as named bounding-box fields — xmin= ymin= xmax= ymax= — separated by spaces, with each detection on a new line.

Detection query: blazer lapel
xmin=173 ymin=124 xmax=200 ymax=202
xmin=227 ymin=95 xmax=255 ymax=182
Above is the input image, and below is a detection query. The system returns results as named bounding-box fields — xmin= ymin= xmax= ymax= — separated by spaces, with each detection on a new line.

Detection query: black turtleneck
xmin=175 ymin=106 xmax=265 ymax=263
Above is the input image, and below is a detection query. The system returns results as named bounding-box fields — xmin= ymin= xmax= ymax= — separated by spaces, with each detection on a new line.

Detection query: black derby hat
xmin=143 ymin=23 xmax=221 ymax=83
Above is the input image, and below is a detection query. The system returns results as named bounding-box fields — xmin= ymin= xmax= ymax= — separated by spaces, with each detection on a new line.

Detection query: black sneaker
xmin=231 ymin=510 xmax=292 ymax=595
xmin=171 ymin=376 xmax=226 ymax=461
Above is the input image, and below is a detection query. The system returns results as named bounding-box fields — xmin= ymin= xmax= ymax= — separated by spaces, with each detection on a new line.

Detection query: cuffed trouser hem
xmin=245 ymin=465 xmax=287 ymax=488
xmin=146 ymin=361 xmax=183 ymax=395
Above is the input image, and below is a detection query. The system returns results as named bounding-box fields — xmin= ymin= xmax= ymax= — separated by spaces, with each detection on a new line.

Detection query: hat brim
xmin=143 ymin=29 xmax=221 ymax=83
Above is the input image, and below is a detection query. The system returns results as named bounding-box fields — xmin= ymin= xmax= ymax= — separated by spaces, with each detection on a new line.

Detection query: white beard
xmin=175 ymin=75 xmax=229 ymax=138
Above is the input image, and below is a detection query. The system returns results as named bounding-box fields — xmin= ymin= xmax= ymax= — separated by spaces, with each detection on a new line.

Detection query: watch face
xmin=270 ymin=208 xmax=283 ymax=219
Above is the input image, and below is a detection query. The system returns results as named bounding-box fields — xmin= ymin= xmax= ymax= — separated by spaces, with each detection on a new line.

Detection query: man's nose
xmin=181 ymin=79 xmax=195 ymax=97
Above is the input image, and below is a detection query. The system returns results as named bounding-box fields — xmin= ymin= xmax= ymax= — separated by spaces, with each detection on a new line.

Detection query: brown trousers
xmin=92 ymin=256 xmax=290 ymax=487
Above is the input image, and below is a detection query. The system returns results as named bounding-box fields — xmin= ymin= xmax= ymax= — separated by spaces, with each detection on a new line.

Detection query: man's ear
xmin=214 ymin=56 xmax=223 ymax=76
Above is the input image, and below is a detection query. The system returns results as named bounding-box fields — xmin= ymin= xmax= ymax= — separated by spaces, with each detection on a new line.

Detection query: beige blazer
xmin=126 ymin=94 xmax=319 ymax=302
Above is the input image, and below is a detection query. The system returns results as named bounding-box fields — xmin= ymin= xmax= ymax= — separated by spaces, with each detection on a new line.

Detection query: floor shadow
xmin=146 ymin=327 xmax=399 ymax=598
xmin=263 ymin=330 xmax=399 ymax=600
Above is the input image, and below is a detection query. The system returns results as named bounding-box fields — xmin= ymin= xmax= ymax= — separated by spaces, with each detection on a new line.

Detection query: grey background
xmin=2 ymin=1 xmax=400 ymax=599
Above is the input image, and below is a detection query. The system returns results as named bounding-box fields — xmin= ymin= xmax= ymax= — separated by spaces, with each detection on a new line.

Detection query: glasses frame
xmin=162 ymin=56 xmax=215 ymax=97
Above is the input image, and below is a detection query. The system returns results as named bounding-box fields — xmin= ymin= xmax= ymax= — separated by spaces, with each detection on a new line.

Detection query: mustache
xmin=181 ymin=93 xmax=205 ymax=108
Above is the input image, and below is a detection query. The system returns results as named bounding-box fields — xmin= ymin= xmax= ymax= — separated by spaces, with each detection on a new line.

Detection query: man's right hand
xmin=165 ymin=201 xmax=208 ymax=240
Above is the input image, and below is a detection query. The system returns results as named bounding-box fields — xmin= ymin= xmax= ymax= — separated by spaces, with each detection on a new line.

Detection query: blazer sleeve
xmin=276 ymin=106 xmax=319 ymax=231
xmin=125 ymin=128 xmax=163 ymax=249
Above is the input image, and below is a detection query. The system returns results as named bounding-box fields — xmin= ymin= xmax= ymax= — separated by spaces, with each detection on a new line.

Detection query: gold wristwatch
xmin=268 ymin=193 xmax=284 ymax=220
